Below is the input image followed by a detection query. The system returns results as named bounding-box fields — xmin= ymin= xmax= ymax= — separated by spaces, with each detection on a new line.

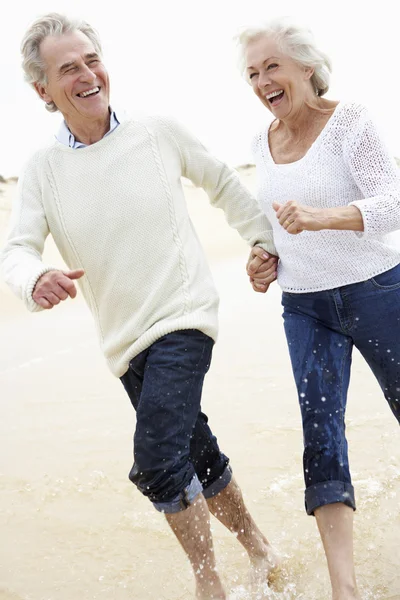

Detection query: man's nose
xmin=80 ymin=64 xmax=96 ymax=83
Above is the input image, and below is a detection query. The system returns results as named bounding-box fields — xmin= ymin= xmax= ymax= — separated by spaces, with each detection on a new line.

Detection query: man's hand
xmin=273 ymin=200 xmax=326 ymax=234
xmin=246 ymin=247 xmax=278 ymax=293
xmin=32 ymin=269 xmax=85 ymax=309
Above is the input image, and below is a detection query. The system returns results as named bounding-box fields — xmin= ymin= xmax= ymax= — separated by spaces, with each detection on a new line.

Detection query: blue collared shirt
xmin=56 ymin=109 xmax=120 ymax=148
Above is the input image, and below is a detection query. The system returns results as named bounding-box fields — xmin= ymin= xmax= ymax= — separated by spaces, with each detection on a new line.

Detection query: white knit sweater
xmin=253 ymin=102 xmax=400 ymax=292
xmin=2 ymin=116 xmax=276 ymax=377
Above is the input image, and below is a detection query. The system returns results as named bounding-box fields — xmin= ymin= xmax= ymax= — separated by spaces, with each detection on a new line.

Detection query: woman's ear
xmin=304 ymin=66 xmax=314 ymax=81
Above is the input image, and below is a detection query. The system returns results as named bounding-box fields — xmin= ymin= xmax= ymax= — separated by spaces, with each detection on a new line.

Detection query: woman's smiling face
xmin=245 ymin=35 xmax=314 ymax=119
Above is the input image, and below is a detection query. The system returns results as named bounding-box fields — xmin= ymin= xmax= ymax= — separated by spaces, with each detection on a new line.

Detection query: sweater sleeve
xmin=157 ymin=117 xmax=278 ymax=256
xmin=1 ymin=156 xmax=57 ymax=312
xmin=345 ymin=106 xmax=400 ymax=237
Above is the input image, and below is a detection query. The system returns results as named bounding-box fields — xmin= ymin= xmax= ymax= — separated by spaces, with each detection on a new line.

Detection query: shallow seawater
xmin=1 ymin=216 xmax=400 ymax=599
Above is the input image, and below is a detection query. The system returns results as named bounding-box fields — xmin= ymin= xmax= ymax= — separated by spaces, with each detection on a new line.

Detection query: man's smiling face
xmin=35 ymin=30 xmax=110 ymax=126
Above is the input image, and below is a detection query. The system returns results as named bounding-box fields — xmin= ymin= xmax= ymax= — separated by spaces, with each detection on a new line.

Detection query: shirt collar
xmin=56 ymin=108 xmax=120 ymax=148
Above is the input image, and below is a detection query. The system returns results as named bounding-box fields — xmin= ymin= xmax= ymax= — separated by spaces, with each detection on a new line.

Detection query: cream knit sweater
xmin=2 ymin=116 xmax=276 ymax=377
xmin=254 ymin=102 xmax=400 ymax=292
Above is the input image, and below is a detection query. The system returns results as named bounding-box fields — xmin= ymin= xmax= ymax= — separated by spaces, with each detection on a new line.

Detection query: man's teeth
xmin=79 ymin=87 xmax=100 ymax=97
xmin=266 ymin=90 xmax=283 ymax=100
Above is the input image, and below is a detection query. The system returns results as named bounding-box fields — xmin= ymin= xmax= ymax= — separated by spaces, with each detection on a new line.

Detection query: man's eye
xmin=88 ymin=59 xmax=99 ymax=65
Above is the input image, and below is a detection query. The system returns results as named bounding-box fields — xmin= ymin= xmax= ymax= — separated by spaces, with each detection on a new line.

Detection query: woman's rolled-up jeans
xmin=282 ymin=263 xmax=400 ymax=515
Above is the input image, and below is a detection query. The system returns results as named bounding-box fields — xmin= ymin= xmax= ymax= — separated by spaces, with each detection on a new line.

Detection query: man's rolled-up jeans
xmin=120 ymin=329 xmax=232 ymax=513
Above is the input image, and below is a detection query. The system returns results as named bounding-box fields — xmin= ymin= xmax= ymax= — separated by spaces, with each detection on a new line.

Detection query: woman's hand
xmin=273 ymin=201 xmax=326 ymax=234
xmin=273 ymin=201 xmax=364 ymax=233
xmin=246 ymin=246 xmax=278 ymax=293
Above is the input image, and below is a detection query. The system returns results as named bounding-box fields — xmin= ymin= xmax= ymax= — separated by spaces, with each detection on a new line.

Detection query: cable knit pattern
xmin=253 ymin=102 xmax=400 ymax=293
xmin=1 ymin=115 xmax=275 ymax=377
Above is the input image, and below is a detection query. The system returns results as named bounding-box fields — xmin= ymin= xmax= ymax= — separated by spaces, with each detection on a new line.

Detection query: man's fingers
xmin=251 ymin=278 xmax=269 ymax=293
xmin=254 ymin=255 xmax=277 ymax=273
xmin=33 ymin=269 xmax=83 ymax=308
xmin=52 ymin=283 xmax=69 ymax=301
xmin=59 ymin=277 xmax=78 ymax=298
xmin=35 ymin=296 xmax=53 ymax=309
xmin=46 ymin=292 xmax=61 ymax=306
xmin=252 ymin=270 xmax=277 ymax=284
xmin=247 ymin=256 xmax=265 ymax=275
xmin=63 ymin=269 xmax=85 ymax=280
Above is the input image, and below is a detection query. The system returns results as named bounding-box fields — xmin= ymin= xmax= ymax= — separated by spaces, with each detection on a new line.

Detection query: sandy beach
xmin=1 ymin=171 xmax=400 ymax=600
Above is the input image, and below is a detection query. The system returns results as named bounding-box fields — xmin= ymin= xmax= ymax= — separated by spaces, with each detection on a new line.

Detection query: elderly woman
xmin=238 ymin=17 xmax=400 ymax=600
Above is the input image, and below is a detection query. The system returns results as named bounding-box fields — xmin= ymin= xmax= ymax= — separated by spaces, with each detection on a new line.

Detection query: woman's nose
xmin=258 ymin=72 xmax=271 ymax=89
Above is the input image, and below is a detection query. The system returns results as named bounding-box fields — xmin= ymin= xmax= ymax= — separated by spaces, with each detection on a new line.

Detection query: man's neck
xmin=66 ymin=112 xmax=111 ymax=146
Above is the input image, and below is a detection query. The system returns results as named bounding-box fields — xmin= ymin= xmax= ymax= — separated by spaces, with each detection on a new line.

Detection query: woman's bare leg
xmin=315 ymin=503 xmax=360 ymax=600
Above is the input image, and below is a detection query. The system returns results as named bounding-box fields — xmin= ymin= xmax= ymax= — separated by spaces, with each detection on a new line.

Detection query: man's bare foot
xmin=195 ymin=572 xmax=227 ymax=599
xmin=249 ymin=543 xmax=281 ymax=590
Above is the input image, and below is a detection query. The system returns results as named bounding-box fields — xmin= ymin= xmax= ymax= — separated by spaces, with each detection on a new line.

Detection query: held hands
xmin=273 ymin=201 xmax=326 ymax=234
xmin=32 ymin=268 xmax=85 ymax=309
xmin=246 ymin=247 xmax=278 ymax=294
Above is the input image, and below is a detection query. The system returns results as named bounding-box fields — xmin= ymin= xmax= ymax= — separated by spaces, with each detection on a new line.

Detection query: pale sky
xmin=0 ymin=0 xmax=398 ymax=177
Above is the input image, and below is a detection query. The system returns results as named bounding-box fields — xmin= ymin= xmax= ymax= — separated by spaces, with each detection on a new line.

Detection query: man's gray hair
xmin=236 ymin=17 xmax=332 ymax=97
xmin=21 ymin=12 xmax=102 ymax=113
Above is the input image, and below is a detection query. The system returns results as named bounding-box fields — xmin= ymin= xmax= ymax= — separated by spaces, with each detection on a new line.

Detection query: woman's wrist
xmin=320 ymin=205 xmax=364 ymax=232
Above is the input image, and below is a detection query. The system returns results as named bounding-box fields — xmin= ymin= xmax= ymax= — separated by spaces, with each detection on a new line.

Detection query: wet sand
xmin=1 ymin=173 xmax=400 ymax=599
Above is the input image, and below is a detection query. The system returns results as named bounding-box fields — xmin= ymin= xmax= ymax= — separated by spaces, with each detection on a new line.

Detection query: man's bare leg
xmin=165 ymin=493 xmax=226 ymax=600
xmin=206 ymin=477 xmax=280 ymax=587
xmin=315 ymin=503 xmax=361 ymax=600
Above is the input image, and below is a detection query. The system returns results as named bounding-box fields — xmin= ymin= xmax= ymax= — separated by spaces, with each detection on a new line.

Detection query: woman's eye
xmin=267 ymin=63 xmax=278 ymax=70
xmin=249 ymin=72 xmax=258 ymax=80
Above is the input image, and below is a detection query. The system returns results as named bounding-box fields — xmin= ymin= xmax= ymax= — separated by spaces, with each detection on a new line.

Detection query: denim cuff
xmin=153 ymin=474 xmax=203 ymax=514
xmin=305 ymin=480 xmax=356 ymax=516
xmin=202 ymin=465 xmax=232 ymax=500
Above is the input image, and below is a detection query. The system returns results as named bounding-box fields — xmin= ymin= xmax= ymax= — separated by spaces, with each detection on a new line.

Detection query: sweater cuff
xmin=24 ymin=266 xmax=60 ymax=312
xmin=348 ymin=199 xmax=394 ymax=239
xmin=348 ymin=200 xmax=370 ymax=238
xmin=252 ymin=233 xmax=278 ymax=257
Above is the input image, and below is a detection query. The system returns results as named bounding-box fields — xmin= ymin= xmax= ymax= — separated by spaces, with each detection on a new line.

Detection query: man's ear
xmin=34 ymin=81 xmax=52 ymax=104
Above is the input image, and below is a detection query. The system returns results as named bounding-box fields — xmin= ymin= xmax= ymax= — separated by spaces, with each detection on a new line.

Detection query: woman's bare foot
xmin=332 ymin=584 xmax=361 ymax=600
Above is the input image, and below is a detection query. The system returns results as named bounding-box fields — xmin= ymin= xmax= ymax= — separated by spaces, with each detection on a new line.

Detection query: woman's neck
xmin=274 ymin=97 xmax=337 ymax=139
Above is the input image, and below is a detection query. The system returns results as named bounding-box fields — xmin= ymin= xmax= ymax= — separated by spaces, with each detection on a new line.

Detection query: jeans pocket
xmin=129 ymin=348 xmax=148 ymax=378
xmin=371 ymin=263 xmax=400 ymax=290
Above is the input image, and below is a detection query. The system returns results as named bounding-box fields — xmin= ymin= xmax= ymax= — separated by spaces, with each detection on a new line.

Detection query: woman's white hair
xmin=21 ymin=12 xmax=103 ymax=113
xmin=236 ymin=17 xmax=332 ymax=97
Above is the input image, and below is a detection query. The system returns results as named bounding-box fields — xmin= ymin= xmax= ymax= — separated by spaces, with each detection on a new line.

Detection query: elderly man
xmin=2 ymin=13 xmax=278 ymax=599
